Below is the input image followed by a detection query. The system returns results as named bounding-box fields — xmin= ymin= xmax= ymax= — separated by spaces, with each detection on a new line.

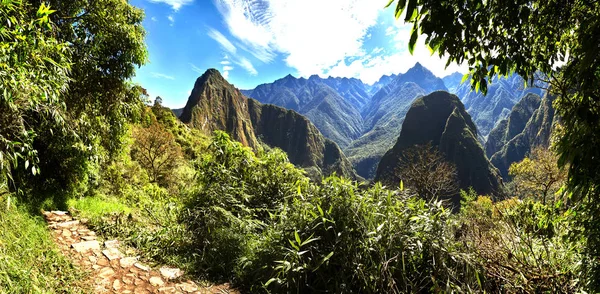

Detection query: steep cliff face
xmin=180 ymin=69 xmax=358 ymax=180
xmin=454 ymin=74 xmax=545 ymax=139
xmin=375 ymin=91 xmax=503 ymax=200
xmin=243 ymin=75 xmax=364 ymax=149
xmin=485 ymin=93 xmax=542 ymax=158
xmin=487 ymin=93 xmax=556 ymax=179
xmin=179 ymin=68 xmax=258 ymax=148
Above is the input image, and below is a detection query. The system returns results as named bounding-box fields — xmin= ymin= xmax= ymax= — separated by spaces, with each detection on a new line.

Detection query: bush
xmin=458 ymin=194 xmax=584 ymax=292
xmin=183 ymin=131 xmax=306 ymax=280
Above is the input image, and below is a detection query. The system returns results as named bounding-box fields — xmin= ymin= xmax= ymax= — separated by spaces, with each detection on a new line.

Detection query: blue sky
xmin=131 ymin=0 xmax=467 ymax=108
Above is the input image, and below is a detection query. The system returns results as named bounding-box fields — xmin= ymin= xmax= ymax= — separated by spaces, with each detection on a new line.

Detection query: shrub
xmin=183 ymin=131 xmax=306 ymax=280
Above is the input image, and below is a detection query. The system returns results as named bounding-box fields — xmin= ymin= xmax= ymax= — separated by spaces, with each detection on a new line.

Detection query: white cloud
xmin=325 ymin=39 xmax=468 ymax=85
xmin=372 ymin=47 xmax=384 ymax=55
xmin=223 ymin=65 xmax=234 ymax=71
xmin=207 ymin=28 xmax=237 ymax=54
xmin=214 ymin=0 xmax=466 ymax=82
xmin=168 ymin=15 xmax=175 ymax=26
xmin=151 ymin=16 xmax=158 ymax=22
xmin=151 ymin=72 xmax=175 ymax=80
xmin=236 ymin=57 xmax=257 ymax=75
xmin=190 ymin=63 xmax=203 ymax=74
xmin=214 ymin=0 xmax=382 ymax=76
xmin=385 ymin=26 xmax=396 ymax=36
xmin=223 ymin=71 xmax=230 ymax=79
xmin=147 ymin=0 xmax=193 ymax=11
xmin=220 ymin=60 xmax=231 ymax=65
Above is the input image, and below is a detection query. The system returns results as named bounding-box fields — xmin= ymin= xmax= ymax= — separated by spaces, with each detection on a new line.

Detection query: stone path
xmin=43 ymin=211 xmax=237 ymax=294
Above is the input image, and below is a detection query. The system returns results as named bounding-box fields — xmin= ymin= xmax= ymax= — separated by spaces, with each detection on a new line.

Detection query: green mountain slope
xmin=345 ymin=82 xmax=426 ymax=179
xmin=179 ymin=69 xmax=358 ymax=180
xmin=487 ymin=92 xmax=556 ymax=179
xmin=375 ymin=91 xmax=503 ymax=202
xmin=454 ymin=74 xmax=545 ymax=139
xmin=485 ymin=93 xmax=542 ymax=158
xmin=243 ymin=75 xmax=364 ymax=148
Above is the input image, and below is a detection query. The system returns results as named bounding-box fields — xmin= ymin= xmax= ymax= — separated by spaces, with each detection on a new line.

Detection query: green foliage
xmin=0 ymin=196 xmax=88 ymax=293
xmin=458 ymin=195 xmax=584 ymax=292
xmin=0 ymin=0 xmax=70 ymax=185
xmin=61 ymin=115 xmax=584 ymax=293
xmin=184 ymin=131 xmax=306 ymax=279
xmin=509 ymin=147 xmax=567 ymax=204
xmin=245 ymin=180 xmax=474 ymax=293
xmin=386 ymin=1 xmax=600 ymax=287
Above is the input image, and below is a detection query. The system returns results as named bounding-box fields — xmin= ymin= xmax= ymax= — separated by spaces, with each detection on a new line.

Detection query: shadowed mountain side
xmin=488 ymin=93 xmax=556 ymax=179
xmin=375 ymin=91 xmax=504 ymax=203
xmin=299 ymin=87 xmax=364 ymax=148
xmin=345 ymin=83 xmax=426 ymax=179
xmin=454 ymin=74 xmax=546 ymax=139
xmin=485 ymin=93 xmax=542 ymax=158
xmin=171 ymin=108 xmax=184 ymax=117
xmin=243 ymin=75 xmax=364 ymax=149
xmin=179 ymin=69 xmax=358 ymax=180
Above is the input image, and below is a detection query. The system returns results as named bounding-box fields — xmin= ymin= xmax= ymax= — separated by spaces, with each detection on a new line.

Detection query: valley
xmin=214 ymin=62 xmax=546 ymax=181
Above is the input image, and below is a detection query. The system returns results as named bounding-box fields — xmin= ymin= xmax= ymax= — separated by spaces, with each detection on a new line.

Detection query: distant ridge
xmin=486 ymin=92 xmax=556 ymax=179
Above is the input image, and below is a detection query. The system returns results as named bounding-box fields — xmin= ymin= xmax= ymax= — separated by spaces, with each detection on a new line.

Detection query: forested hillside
xmin=2 ymin=0 xmax=599 ymax=293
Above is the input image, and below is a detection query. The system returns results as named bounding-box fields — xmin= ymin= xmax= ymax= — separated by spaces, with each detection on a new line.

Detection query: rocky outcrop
xmin=375 ymin=91 xmax=504 ymax=202
xmin=180 ymin=69 xmax=358 ymax=180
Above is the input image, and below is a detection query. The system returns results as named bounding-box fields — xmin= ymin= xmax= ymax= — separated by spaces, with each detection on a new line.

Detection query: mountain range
xmin=178 ymin=69 xmax=358 ymax=180
xmin=243 ymin=62 xmax=447 ymax=179
xmin=173 ymin=65 xmax=553 ymax=193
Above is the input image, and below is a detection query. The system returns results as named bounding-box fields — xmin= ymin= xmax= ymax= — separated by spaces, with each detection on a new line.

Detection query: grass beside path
xmin=0 ymin=195 xmax=89 ymax=293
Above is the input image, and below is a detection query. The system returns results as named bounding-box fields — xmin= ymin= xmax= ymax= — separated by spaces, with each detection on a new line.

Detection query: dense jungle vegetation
xmin=0 ymin=0 xmax=598 ymax=293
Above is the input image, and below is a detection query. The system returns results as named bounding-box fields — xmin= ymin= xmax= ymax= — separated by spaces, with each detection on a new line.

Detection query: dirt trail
xmin=43 ymin=211 xmax=237 ymax=294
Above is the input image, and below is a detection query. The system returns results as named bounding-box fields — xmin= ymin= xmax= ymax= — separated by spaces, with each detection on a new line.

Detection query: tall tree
xmin=131 ymin=122 xmax=182 ymax=185
xmin=0 ymin=1 xmax=70 ymax=186
xmin=385 ymin=0 xmax=600 ymax=287
xmin=7 ymin=0 xmax=149 ymax=201
xmin=508 ymin=147 xmax=567 ymax=204
xmin=42 ymin=0 xmax=148 ymax=154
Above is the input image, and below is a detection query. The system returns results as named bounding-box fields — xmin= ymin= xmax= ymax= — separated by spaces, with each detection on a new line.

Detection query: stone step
xmin=72 ymin=240 xmax=101 ymax=252
xmin=102 ymin=248 xmax=123 ymax=261
xmin=56 ymin=220 xmax=80 ymax=228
